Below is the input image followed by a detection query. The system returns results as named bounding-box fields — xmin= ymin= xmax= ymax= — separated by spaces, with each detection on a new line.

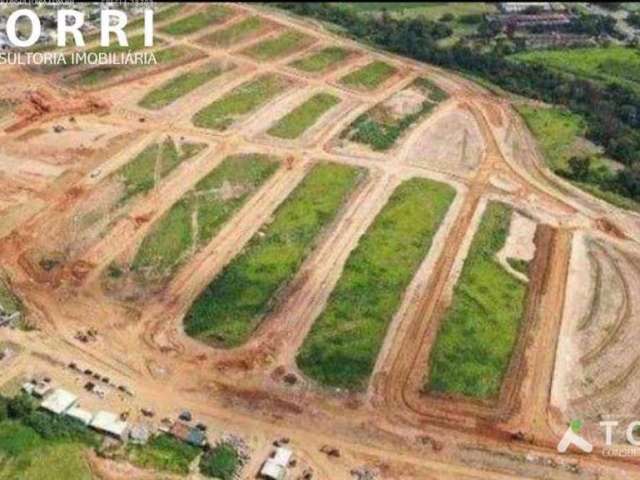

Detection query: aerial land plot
xmin=427 ymin=202 xmax=526 ymax=399
xmin=160 ymin=5 xmax=236 ymax=36
xmin=510 ymin=47 xmax=640 ymax=95
xmin=297 ymin=177 xmax=456 ymax=389
xmin=289 ymin=46 xmax=352 ymax=74
xmin=341 ymin=77 xmax=449 ymax=151
xmin=139 ymin=61 xmax=235 ymax=110
xmin=123 ymin=433 xmax=201 ymax=475
xmin=198 ymin=15 xmax=277 ymax=49
xmin=0 ymin=99 xmax=17 ymax=121
xmin=240 ymin=30 xmax=315 ymax=62
xmin=339 ymin=60 xmax=398 ymax=91
xmin=517 ymin=104 xmax=638 ymax=211
xmin=267 ymin=92 xmax=341 ymax=139
xmin=192 ymin=73 xmax=292 ymax=131
xmin=126 ymin=4 xmax=186 ymax=32
xmin=63 ymin=45 xmax=204 ymax=89
xmin=111 ymin=154 xmax=279 ymax=286
xmin=184 ymin=162 xmax=364 ymax=348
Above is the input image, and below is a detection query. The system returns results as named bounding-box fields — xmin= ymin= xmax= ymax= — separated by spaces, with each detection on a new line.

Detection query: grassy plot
xmin=341 ymin=77 xmax=448 ymax=151
xmin=139 ymin=61 xmax=233 ymax=110
xmin=161 ymin=5 xmax=235 ymax=36
xmin=510 ymin=46 xmax=640 ymax=95
xmin=427 ymin=202 xmax=525 ymax=399
xmin=117 ymin=137 xmax=206 ymax=205
xmin=184 ymin=162 xmax=364 ymax=347
xmin=125 ymin=434 xmax=200 ymax=475
xmin=198 ymin=15 xmax=267 ymax=48
xmin=0 ymin=275 xmax=21 ymax=315
xmin=339 ymin=60 xmax=397 ymax=91
xmin=297 ymin=178 xmax=455 ymax=389
xmin=267 ymin=93 xmax=340 ymax=139
xmin=241 ymin=30 xmax=314 ymax=61
xmin=193 ymin=73 xmax=291 ymax=131
xmin=516 ymin=104 xmax=638 ymax=211
xmin=126 ymin=4 xmax=185 ymax=32
xmin=290 ymin=46 xmax=351 ymax=73
xmin=66 ymin=45 xmax=201 ymax=88
xmin=199 ymin=442 xmax=240 ymax=480
xmin=129 ymin=154 xmax=279 ymax=281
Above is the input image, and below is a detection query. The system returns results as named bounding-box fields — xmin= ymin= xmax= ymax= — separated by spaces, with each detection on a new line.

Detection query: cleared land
xmin=427 ymin=202 xmax=526 ymax=399
xmin=122 ymin=154 xmax=279 ymax=283
xmin=289 ymin=46 xmax=351 ymax=73
xmin=192 ymin=73 xmax=291 ymax=131
xmin=198 ymin=16 xmax=272 ymax=48
xmin=297 ymin=177 xmax=456 ymax=389
xmin=516 ymin=104 xmax=638 ymax=211
xmin=341 ymin=77 xmax=448 ymax=151
xmin=510 ymin=47 xmax=640 ymax=94
xmin=184 ymin=162 xmax=364 ymax=348
xmin=339 ymin=60 xmax=397 ymax=91
xmin=267 ymin=92 xmax=341 ymax=139
xmin=240 ymin=30 xmax=314 ymax=61
xmin=139 ymin=61 xmax=234 ymax=110
xmin=160 ymin=5 xmax=235 ymax=36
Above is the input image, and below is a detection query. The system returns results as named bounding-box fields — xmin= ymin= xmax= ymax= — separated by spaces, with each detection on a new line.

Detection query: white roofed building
xmin=90 ymin=411 xmax=128 ymax=440
xmin=40 ymin=389 xmax=77 ymax=415
xmin=66 ymin=406 xmax=94 ymax=426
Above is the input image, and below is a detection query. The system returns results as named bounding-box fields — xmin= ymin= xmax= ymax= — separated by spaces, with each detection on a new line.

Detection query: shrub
xmin=200 ymin=442 xmax=239 ymax=480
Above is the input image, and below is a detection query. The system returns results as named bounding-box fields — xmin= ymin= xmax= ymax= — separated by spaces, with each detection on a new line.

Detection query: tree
xmin=7 ymin=393 xmax=36 ymax=419
xmin=567 ymin=156 xmax=592 ymax=181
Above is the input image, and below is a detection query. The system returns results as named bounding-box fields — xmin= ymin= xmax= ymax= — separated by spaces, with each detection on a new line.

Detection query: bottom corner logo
xmin=557 ymin=419 xmax=593 ymax=454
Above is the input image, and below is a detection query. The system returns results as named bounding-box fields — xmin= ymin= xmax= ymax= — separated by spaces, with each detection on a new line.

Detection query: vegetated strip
xmin=126 ymin=4 xmax=186 ymax=32
xmin=342 ymin=77 xmax=448 ymax=151
xmin=267 ymin=92 xmax=340 ymax=139
xmin=427 ymin=202 xmax=526 ymax=399
xmin=339 ymin=60 xmax=397 ymax=90
xmin=198 ymin=15 xmax=269 ymax=48
xmin=129 ymin=154 xmax=280 ymax=282
xmin=139 ymin=61 xmax=234 ymax=110
xmin=297 ymin=177 xmax=456 ymax=389
xmin=125 ymin=433 xmax=200 ymax=475
xmin=192 ymin=73 xmax=291 ymax=131
xmin=290 ymin=46 xmax=351 ymax=73
xmin=240 ymin=29 xmax=314 ymax=61
xmin=160 ymin=5 xmax=235 ymax=36
xmin=184 ymin=162 xmax=365 ymax=348
xmin=65 ymin=45 xmax=204 ymax=89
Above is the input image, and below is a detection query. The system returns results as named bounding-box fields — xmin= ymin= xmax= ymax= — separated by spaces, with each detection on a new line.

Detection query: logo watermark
xmin=557 ymin=418 xmax=640 ymax=457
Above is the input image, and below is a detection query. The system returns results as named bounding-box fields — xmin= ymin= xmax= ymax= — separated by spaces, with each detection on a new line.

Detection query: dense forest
xmin=275 ymin=2 xmax=640 ymax=203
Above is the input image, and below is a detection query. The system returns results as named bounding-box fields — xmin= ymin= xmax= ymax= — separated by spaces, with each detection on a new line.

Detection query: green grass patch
xmin=116 ymin=137 xmax=205 ymax=205
xmin=267 ymin=93 xmax=340 ymax=139
xmin=185 ymin=162 xmax=364 ymax=347
xmin=0 ymin=275 xmax=20 ymax=316
xmin=510 ymin=46 xmax=640 ymax=94
xmin=297 ymin=177 xmax=455 ymax=389
xmin=427 ymin=202 xmax=525 ymax=399
xmin=199 ymin=442 xmax=239 ymax=480
xmin=339 ymin=60 xmax=397 ymax=90
xmin=241 ymin=29 xmax=314 ymax=61
xmin=507 ymin=257 xmax=529 ymax=276
xmin=342 ymin=77 xmax=448 ymax=151
xmin=125 ymin=433 xmax=200 ymax=475
xmin=193 ymin=73 xmax=291 ymax=131
xmin=130 ymin=154 xmax=279 ymax=281
xmin=290 ymin=46 xmax=351 ymax=73
xmin=139 ymin=61 xmax=232 ymax=110
xmin=127 ymin=4 xmax=185 ymax=32
xmin=161 ymin=5 xmax=235 ymax=36
xmin=198 ymin=15 xmax=266 ymax=48
xmin=516 ymin=104 xmax=639 ymax=211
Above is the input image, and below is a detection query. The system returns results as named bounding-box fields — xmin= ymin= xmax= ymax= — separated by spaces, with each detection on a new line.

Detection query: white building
xmin=40 ymin=388 xmax=78 ymax=415
xmin=500 ymin=2 xmax=552 ymax=13
xmin=66 ymin=406 xmax=94 ymax=426
xmin=260 ymin=447 xmax=293 ymax=480
xmin=90 ymin=411 xmax=128 ymax=440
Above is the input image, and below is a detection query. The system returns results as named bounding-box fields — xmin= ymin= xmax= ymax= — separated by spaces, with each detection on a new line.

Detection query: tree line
xmin=275 ymin=2 xmax=640 ymax=203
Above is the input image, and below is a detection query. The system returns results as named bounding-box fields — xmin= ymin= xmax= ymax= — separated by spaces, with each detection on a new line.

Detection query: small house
xmin=90 ymin=411 xmax=128 ymax=440
xmin=40 ymin=388 xmax=78 ymax=415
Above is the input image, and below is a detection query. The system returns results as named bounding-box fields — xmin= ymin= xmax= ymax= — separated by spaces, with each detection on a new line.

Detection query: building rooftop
xmin=261 ymin=459 xmax=286 ymax=480
xmin=90 ymin=411 xmax=128 ymax=439
xmin=40 ymin=388 xmax=77 ymax=415
xmin=66 ymin=406 xmax=94 ymax=425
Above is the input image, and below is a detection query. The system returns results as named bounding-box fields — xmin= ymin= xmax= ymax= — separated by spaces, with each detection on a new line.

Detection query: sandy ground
xmin=1 ymin=3 xmax=640 ymax=480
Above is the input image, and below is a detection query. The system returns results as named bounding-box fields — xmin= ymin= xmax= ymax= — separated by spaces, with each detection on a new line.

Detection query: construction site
xmin=1 ymin=3 xmax=640 ymax=479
